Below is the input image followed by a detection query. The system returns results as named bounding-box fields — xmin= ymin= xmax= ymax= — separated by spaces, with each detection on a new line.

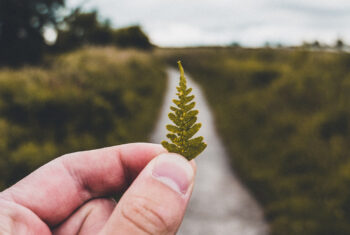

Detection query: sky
xmin=66 ymin=0 xmax=350 ymax=47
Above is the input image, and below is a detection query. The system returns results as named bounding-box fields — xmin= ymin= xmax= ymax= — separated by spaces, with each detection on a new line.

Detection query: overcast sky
xmin=66 ymin=0 xmax=350 ymax=47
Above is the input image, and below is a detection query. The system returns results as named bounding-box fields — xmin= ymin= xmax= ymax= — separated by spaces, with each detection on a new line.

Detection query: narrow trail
xmin=151 ymin=68 xmax=269 ymax=235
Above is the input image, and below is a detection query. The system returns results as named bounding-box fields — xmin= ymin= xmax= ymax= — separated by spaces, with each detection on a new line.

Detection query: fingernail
xmin=152 ymin=153 xmax=194 ymax=195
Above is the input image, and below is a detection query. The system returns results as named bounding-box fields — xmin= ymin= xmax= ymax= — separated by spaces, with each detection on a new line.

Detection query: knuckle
xmin=121 ymin=195 xmax=170 ymax=234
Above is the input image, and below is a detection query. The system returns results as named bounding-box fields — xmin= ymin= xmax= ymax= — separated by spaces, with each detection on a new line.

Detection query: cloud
xmin=67 ymin=0 xmax=350 ymax=46
xmin=269 ymin=0 xmax=350 ymax=16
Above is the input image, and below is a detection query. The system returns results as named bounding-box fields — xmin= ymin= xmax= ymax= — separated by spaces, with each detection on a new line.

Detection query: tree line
xmin=0 ymin=0 xmax=153 ymax=66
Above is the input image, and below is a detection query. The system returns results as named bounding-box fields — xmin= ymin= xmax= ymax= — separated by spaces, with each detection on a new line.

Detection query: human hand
xmin=0 ymin=143 xmax=196 ymax=235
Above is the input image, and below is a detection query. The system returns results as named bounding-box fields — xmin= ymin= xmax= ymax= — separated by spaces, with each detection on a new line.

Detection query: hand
xmin=0 ymin=143 xmax=196 ymax=234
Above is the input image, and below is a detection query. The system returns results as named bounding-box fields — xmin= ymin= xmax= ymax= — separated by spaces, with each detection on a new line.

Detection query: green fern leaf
xmin=161 ymin=61 xmax=207 ymax=160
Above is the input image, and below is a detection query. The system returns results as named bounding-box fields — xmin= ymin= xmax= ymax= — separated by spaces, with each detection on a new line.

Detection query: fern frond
xmin=161 ymin=61 xmax=207 ymax=160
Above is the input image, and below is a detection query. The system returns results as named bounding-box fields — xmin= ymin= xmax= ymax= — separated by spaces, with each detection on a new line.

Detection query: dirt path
xmin=150 ymin=68 xmax=269 ymax=235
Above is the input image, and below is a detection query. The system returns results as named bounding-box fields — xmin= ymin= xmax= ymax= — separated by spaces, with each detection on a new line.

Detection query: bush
xmin=159 ymin=47 xmax=350 ymax=234
xmin=0 ymin=47 xmax=166 ymax=189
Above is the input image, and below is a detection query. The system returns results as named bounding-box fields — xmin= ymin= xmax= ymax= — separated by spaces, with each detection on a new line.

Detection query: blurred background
xmin=1 ymin=0 xmax=350 ymax=234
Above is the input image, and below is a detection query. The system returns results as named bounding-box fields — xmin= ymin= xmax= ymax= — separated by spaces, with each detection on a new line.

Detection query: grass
xmin=3 ymin=45 xmax=350 ymax=234
xmin=0 ymin=46 xmax=167 ymax=190
xmin=158 ymin=47 xmax=350 ymax=235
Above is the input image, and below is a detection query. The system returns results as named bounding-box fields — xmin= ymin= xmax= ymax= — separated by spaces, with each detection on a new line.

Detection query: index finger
xmin=0 ymin=143 xmax=166 ymax=226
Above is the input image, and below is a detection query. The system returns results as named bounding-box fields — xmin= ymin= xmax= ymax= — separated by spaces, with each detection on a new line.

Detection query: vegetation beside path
xmin=0 ymin=47 xmax=166 ymax=190
xmin=159 ymin=47 xmax=350 ymax=235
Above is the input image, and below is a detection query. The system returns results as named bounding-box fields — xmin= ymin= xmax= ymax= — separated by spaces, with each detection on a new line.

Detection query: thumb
xmin=100 ymin=153 xmax=196 ymax=235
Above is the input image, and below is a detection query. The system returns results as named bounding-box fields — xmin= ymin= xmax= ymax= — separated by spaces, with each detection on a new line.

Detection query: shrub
xmin=0 ymin=47 xmax=166 ymax=189
xmin=159 ymin=47 xmax=350 ymax=234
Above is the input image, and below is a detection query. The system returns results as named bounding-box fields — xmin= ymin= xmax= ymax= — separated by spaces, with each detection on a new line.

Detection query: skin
xmin=0 ymin=143 xmax=196 ymax=235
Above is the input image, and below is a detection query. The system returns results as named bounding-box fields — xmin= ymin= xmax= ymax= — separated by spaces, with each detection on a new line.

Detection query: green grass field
xmin=159 ymin=47 xmax=350 ymax=235
xmin=0 ymin=47 xmax=167 ymax=190
xmin=2 ymin=45 xmax=350 ymax=234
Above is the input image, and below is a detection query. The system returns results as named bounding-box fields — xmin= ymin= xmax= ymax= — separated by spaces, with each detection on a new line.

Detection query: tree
xmin=230 ymin=42 xmax=240 ymax=48
xmin=162 ymin=61 xmax=207 ymax=160
xmin=312 ymin=40 xmax=321 ymax=48
xmin=336 ymin=39 xmax=344 ymax=51
xmin=54 ymin=9 xmax=113 ymax=51
xmin=0 ymin=0 xmax=65 ymax=66
xmin=54 ymin=10 xmax=153 ymax=51
xmin=112 ymin=26 xmax=153 ymax=50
